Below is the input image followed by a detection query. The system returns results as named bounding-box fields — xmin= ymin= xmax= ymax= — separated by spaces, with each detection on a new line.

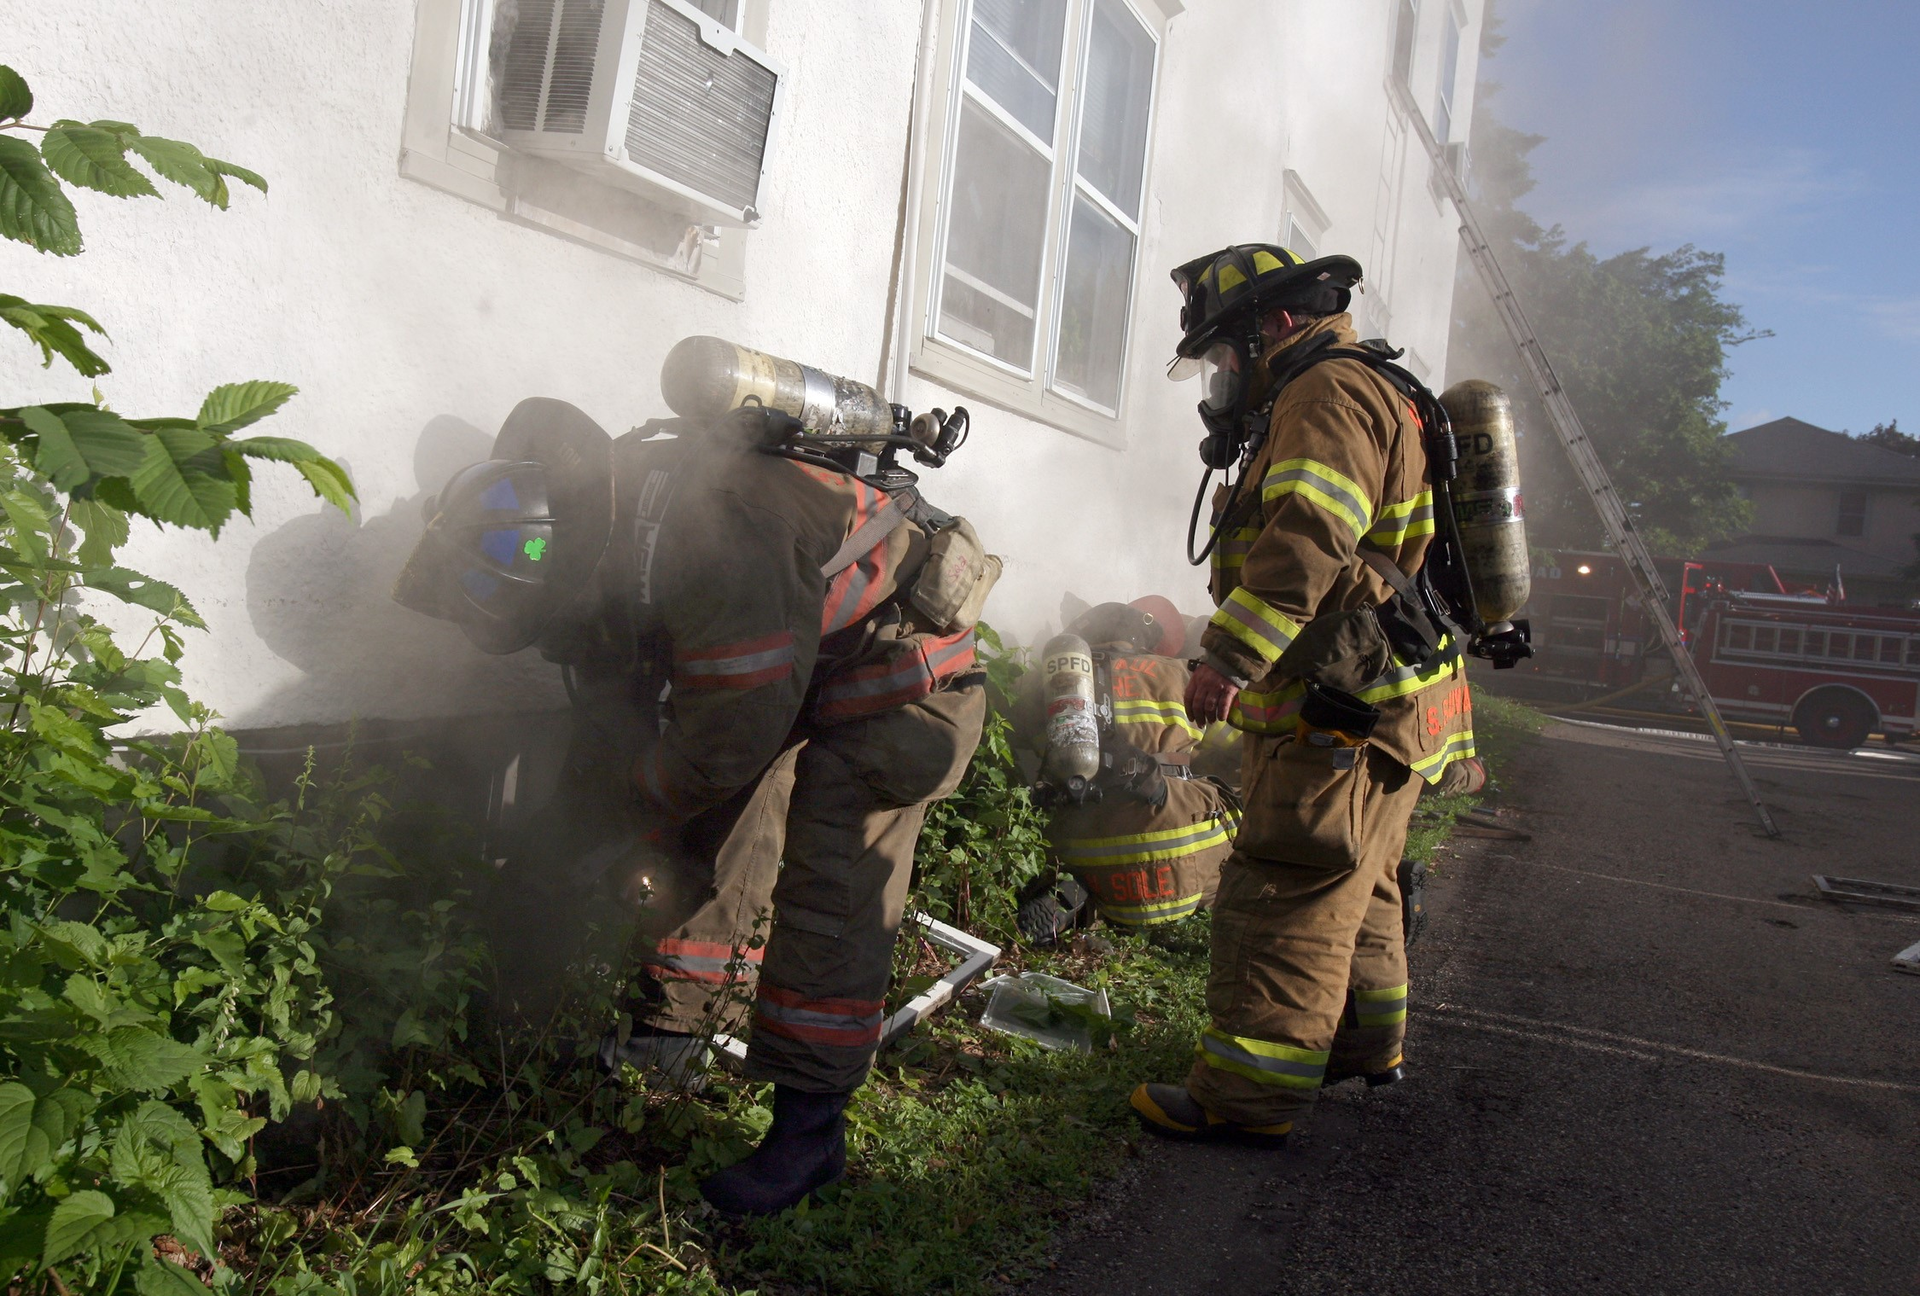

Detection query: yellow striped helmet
xmin=1169 ymin=244 xmax=1364 ymax=361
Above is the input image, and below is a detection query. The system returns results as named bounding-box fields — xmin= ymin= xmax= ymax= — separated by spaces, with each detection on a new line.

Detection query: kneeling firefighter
xmin=1011 ymin=598 xmax=1242 ymax=942
xmin=395 ymin=337 xmax=1000 ymax=1213
xmin=1129 ymin=244 xmax=1530 ymax=1145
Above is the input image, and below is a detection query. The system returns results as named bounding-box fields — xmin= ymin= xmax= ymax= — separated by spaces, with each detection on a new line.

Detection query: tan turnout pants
xmin=1186 ymin=740 xmax=1424 ymax=1128
xmin=632 ymin=683 xmax=985 ymax=1093
xmin=1045 ymin=776 xmax=1239 ymax=928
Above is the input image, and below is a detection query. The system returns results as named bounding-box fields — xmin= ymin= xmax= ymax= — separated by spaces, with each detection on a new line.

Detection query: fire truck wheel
xmin=1792 ymin=690 xmax=1876 ymax=750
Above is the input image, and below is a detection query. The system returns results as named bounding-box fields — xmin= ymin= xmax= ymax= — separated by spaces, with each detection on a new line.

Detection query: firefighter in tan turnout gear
xmin=1130 ymin=245 xmax=1479 ymax=1144
xmin=1011 ymin=597 xmax=1241 ymax=942
xmin=395 ymin=338 xmax=999 ymax=1214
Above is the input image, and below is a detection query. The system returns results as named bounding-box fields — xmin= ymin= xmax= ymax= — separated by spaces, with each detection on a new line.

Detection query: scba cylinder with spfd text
xmin=1439 ymin=379 xmax=1530 ymax=625
xmin=1040 ymin=632 xmax=1100 ymax=794
xmin=659 ymin=336 xmax=895 ymax=440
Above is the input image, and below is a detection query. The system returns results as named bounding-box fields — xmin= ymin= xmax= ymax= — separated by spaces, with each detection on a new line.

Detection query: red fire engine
xmin=1687 ymin=587 xmax=1920 ymax=748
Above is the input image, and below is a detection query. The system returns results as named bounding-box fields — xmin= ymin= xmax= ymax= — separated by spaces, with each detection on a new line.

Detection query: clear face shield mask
xmin=1169 ymin=339 xmax=1248 ymax=444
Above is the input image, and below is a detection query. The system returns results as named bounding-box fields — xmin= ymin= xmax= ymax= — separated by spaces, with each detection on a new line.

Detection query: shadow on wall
xmin=237 ymin=414 xmax=568 ymax=731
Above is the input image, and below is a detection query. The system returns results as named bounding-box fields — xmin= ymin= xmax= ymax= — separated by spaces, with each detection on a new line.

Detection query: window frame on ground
xmin=908 ymin=0 xmax=1171 ymax=447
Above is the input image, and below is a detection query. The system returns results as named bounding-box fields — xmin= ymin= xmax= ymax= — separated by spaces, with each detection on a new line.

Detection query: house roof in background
xmin=1703 ymin=534 xmax=1912 ymax=581
xmin=1727 ymin=418 xmax=1920 ymax=485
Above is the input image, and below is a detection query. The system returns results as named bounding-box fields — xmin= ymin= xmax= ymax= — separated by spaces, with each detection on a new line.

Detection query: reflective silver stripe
xmin=1197 ymin=1031 xmax=1328 ymax=1087
xmin=1262 ymin=459 xmax=1374 ymax=536
xmin=675 ymin=642 xmax=796 ymax=678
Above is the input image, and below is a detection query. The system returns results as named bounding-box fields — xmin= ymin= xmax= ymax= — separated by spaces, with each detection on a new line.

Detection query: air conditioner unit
xmin=497 ymin=0 xmax=786 ymax=227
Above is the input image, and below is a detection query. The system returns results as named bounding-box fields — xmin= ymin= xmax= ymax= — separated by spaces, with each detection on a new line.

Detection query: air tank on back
xmin=1438 ymin=379 xmax=1530 ymax=626
xmin=659 ymin=335 xmax=895 ymax=439
xmin=1039 ymin=632 xmax=1101 ymax=801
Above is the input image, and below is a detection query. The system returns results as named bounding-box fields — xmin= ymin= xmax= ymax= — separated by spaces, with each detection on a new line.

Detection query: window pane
xmin=687 ymin=0 xmax=740 ymax=29
xmin=1053 ymin=191 xmax=1135 ymax=409
xmin=1075 ymin=0 xmax=1154 ymax=219
xmin=1435 ymin=12 xmax=1460 ymax=142
xmin=939 ymin=96 xmax=1051 ymax=369
xmin=1392 ymin=0 xmax=1418 ymax=86
xmin=1836 ymin=488 xmax=1867 ymax=536
xmin=1284 ymin=215 xmax=1318 ymax=261
xmin=967 ymin=0 xmax=1069 ymax=143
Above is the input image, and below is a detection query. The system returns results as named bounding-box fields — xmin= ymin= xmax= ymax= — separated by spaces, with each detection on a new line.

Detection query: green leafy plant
xmin=0 ymin=61 xmax=358 ymax=1290
xmin=911 ymin=624 xmax=1050 ymax=941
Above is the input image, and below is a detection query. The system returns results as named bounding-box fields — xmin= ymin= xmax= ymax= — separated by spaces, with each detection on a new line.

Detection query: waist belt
xmin=1157 ymin=757 xmax=1194 ymax=780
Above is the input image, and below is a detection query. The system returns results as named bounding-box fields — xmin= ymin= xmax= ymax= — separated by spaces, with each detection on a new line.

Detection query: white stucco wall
xmin=5 ymin=0 xmax=1480 ymax=732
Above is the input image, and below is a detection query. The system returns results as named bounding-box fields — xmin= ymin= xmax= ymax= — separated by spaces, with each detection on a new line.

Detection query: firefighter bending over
xmin=1011 ymin=597 xmax=1241 ymax=943
xmin=395 ymin=339 xmax=999 ymax=1214
xmin=1131 ymin=245 xmax=1478 ymax=1144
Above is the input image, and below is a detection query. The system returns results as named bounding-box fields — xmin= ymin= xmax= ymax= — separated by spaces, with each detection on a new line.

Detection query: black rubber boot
xmin=1323 ymin=1061 xmax=1406 ymax=1088
xmin=699 ymin=1086 xmax=850 ymax=1216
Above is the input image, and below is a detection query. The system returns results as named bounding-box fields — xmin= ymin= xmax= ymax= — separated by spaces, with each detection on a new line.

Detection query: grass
xmin=186 ymin=688 xmax=1550 ymax=1296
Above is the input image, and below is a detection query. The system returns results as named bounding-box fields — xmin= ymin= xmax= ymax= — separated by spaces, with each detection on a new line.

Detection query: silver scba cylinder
xmin=1040 ymin=632 xmax=1100 ymax=795
xmin=1439 ymin=379 xmax=1531 ymax=626
xmin=659 ymin=336 xmax=895 ymax=440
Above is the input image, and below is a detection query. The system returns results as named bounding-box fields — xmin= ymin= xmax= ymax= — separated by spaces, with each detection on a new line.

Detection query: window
xmin=399 ymin=0 xmax=764 ymax=297
xmin=1283 ymin=214 xmax=1318 ymax=262
xmin=1434 ymin=8 xmax=1462 ymax=143
xmin=914 ymin=0 xmax=1163 ymax=440
xmin=1836 ymin=488 xmax=1868 ymax=536
xmin=1391 ymin=0 xmax=1419 ymax=87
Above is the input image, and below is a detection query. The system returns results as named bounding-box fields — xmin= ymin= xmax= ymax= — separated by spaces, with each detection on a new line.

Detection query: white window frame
xmin=1281 ymin=169 xmax=1330 ymax=262
xmin=907 ymin=0 xmax=1174 ymax=448
xmin=398 ymin=0 xmax=763 ymax=299
xmin=1434 ymin=4 xmax=1463 ymax=143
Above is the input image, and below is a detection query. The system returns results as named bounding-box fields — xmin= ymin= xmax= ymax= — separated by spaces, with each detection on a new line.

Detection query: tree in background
xmin=1858 ymin=418 xmax=1919 ymax=457
xmin=1447 ymin=10 xmax=1762 ymax=557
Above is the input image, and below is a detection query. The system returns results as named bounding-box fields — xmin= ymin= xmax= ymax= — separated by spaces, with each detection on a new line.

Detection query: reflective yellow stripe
xmin=1229 ymin=680 xmax=1307 ymax=735
xmin=1262 ymin=457 xmax=1374 ymax=537
xmin=1211 ymin=587 xmax=1302 ymax=664
xmin=1251 ymin=249 xmax=1288 ymax=274
xmin=1101 ymin=892 xmax=1206 ymax=926
xmin=1196 ymin=1028 xmax=1329 ymax=1089
xmin=1355 ymin=637 xmax=1463 ymax=705
xmin=1113 ymin=698 xmax=1203 ymax=741
xmin=1211 ymin=523 xmax=1261 ymax=573
xmin=1410 ymin=730 xmax=1477 ymax=784
xmin=1354 ymin=984 xmax=1409 ymax=1027
xmin=1364 ymin=491 xmax=1436 ymax=546
xmin=1056 ymin=818 xmax=1232 ymax=867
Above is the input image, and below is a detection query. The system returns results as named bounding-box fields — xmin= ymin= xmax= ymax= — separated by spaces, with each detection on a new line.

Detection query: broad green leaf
xmin=0 ymin=65 xmax=32 ymax=121
xmin=0 ymin=1082 xmax=35 ymax=1183
xmin=83 ymin=567 xmax=204 ymax=628
xmin=226 ymin=434 xmax=330 ymax=464
xmin=199 ymin=890 xmax=248 ymax=912
xmin=37 ymin=919 xmax=111 ymax=968
xmin=129 ymin=433 xmax=236 ymax=533
xmin=42 ymin=121 xmax=158 ymax=198
xmin=206 ymin=156 xmax=267 ymax=195
xmin=83 ymin=1026 xmax=206 ymax=1093
xmin=109 ymin=1101 xmax=214 ymax=1259
xmin=136 ymin=1257 xmax=211 ymax=1296
xmin=68 ymin=497 xmax=129 ymax=566
xmin=41 ymin=1188 xmax=115 ymax=1264
xmin=126 ymin=135 xmax=226 ymax=208
xmin=197 ymin=380 xmax=296 ymax=434
xmin=0 ymin=294 xmax=110 ymax=376
xmin=19 ymin=405 xmax=147 ymax=492
xmin=0 ymin=134 xmax=80 ymax=255
xmin=297 ymin=458 xmax=357 ymax=515
xmin=0 ymin=1202 xmax=54 ymax=1275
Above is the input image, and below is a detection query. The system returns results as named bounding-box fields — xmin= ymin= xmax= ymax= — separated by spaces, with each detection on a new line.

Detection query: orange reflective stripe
xmin=673 ymin=631 xmax=796 ymax=689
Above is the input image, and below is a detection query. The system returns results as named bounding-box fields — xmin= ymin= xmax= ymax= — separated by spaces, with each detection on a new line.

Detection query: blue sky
xmin=1478 ymin=0 xmax=1920 ymax=438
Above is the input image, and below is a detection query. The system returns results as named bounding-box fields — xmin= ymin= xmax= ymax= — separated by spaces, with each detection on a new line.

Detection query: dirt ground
xmin=1016 ymin=720 xmax=1920 ymax=1296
